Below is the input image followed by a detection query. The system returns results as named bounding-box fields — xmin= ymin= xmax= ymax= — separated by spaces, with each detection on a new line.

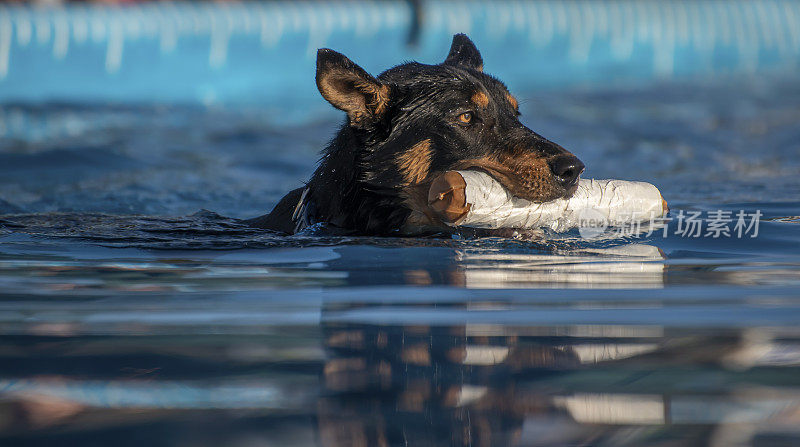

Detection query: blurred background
xmin=1 ymin=1 xmax=800 ymax=446
xmin=1 ymin=0 xmax=799 ymax=216
xmin=3 ymin=0 xmax=800 ymax=105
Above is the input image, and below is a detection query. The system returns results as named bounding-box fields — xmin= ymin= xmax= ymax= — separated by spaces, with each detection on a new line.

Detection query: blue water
xmin=1 ymin=75 xmax=800 ymax=446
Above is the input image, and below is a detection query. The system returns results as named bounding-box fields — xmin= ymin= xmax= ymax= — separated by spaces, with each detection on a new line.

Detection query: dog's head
xmin=316 ymin=34 xmax=584 ymax=230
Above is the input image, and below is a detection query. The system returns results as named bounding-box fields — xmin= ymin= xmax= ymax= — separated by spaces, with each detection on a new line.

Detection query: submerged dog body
xmin=248 ymin=34 xmax=584 ymax=235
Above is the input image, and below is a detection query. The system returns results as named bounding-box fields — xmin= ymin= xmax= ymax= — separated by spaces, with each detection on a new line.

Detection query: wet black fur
xmin=247 ymin=34 xmax=582 ymax=235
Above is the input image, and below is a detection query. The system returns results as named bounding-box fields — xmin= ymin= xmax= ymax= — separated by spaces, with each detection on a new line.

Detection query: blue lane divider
xmin=0 ymin=0 xmax=799 ymax=107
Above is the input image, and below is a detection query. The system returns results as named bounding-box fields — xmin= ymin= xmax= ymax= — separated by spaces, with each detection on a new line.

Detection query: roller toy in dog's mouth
xmin=428 ymin=170 xmax=668 ymax=232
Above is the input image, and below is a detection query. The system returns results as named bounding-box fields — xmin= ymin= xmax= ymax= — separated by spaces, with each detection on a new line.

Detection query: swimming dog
xmin=247 ymin=34 xmax=584 ymax=235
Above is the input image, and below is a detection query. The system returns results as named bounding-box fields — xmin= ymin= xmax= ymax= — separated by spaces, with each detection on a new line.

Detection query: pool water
xmin=1 ymin=76 xmax=800 ymax=446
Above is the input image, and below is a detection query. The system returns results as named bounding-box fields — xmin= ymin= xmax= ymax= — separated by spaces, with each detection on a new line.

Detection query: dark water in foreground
xmin=1 ymin=78 xmax=800 ymax=446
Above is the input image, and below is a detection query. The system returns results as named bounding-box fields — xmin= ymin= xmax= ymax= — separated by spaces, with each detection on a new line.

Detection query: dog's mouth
xmin=449 ymin=158 xmax=580 ymax=203
xmin=560 ymin=178 xmax=580 ymax=198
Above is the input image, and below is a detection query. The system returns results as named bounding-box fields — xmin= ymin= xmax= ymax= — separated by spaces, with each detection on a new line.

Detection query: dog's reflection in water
xmin=318 ymin=322 xmax=661 ymax=447
xmin=317 ymin=321 xmax=800 ymax=447
xmin=320 ymin=324 xmax=537 ymax=446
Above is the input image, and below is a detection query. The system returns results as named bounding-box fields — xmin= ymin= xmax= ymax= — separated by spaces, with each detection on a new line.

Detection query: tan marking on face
xmin=506 ymin=93 xmax=518 ymax=111
xmin=498 ymin=152 xmax=559 ymax=200
xmin=451 ymin=152 xmax=562 ymax=202
xmin=471 ymin=91 xmax=489 ymax=108
xmin=397 ymin=139 xmax=433 ymax=185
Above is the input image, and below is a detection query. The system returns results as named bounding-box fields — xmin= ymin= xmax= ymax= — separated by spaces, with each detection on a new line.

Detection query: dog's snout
xmin=549 ymin=155 xmax=585 ymax=187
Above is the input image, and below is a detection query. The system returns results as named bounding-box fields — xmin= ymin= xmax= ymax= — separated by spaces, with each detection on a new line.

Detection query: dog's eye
xmin=458 ymin=112 xmax=473 ymax=125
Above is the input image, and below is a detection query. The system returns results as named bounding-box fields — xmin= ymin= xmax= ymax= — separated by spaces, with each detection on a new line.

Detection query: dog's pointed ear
xmin=443 ymin=34 xmax=483 ymax=72
xmin=316 ymin=48 xmax=391 ymax=127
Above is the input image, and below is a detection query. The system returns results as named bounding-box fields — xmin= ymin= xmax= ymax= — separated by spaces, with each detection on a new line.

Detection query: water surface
xmin=1 ymin=77 xmax=799 ymax=446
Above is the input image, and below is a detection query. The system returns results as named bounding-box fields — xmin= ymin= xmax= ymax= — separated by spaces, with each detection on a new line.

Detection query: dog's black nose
xmin=549 ymin=155 xmax=585 ymax=187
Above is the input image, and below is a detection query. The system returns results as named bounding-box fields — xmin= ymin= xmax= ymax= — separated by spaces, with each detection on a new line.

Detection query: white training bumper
xmin=428 ymin=170 xmax=668 ymax=231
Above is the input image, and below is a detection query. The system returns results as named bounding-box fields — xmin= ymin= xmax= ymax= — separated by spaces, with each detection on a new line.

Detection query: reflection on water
xmin=2 ymin=321 xmax=800 ymax=446
xmin=319 ymin=322 xmax=800 ymax=447
xmin=0 ymin=222 xmax=799 ymax=445
xmin=453 ymin=244 xmax=666 ymax=289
